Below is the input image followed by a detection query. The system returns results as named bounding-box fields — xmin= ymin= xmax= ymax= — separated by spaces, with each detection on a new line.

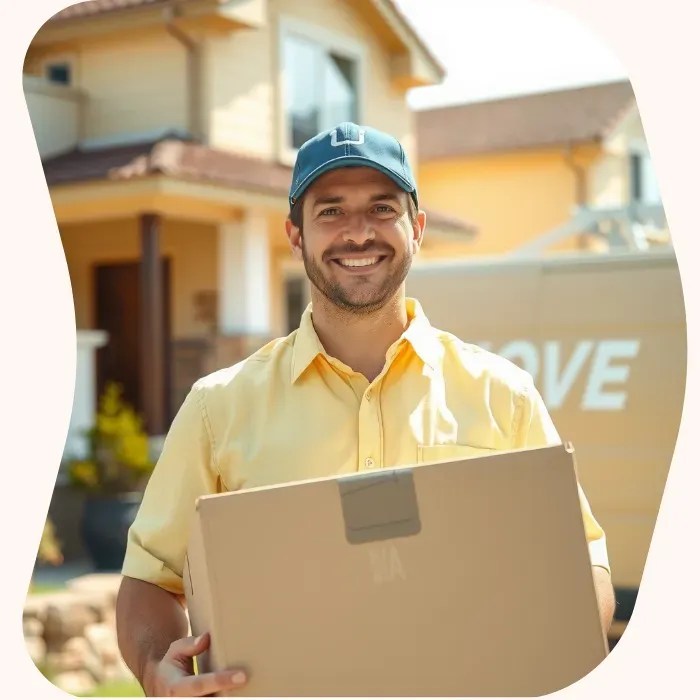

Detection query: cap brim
xmin=290 ymin=156 xmax=417 ymax=207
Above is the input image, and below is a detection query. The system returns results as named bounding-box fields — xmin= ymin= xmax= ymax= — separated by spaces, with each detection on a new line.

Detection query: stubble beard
xmin=301 ymin=234 xmax=413 ymax=316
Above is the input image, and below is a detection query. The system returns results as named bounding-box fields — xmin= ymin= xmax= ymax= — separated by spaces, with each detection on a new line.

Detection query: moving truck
xmin=405 ymin=248 xmax=686 ymax=646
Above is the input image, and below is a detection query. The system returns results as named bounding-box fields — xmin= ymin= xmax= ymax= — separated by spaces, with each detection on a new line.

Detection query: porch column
xmin=140 ymin=213 xmax=166 ymax=436
xmin=218 ymin=210 xmax=271 ymax=335
xmin=65 ymin=330 xmax=109 ymax=461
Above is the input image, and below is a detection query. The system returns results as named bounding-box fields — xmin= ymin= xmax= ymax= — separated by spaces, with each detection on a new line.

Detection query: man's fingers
xmin=167 ymin=632 xmax=211 ymax=659
xmin=170 ymin=668 xmax=248 ymax=697
xmin=159 ymin=634 xmax=248 ymax=696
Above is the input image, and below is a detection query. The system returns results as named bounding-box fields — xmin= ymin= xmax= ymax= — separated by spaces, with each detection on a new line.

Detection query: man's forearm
xmin=116 ymin=576 xmax=189 ymax=694
xmin=592 ymin=566 xmax=616 ymax=633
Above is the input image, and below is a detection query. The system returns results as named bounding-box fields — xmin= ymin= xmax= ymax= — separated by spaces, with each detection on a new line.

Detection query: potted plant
xmin=67 ymin=382 xmax=155 ymax=571
xmin=37 ymin=518 xmax=64 ymax=568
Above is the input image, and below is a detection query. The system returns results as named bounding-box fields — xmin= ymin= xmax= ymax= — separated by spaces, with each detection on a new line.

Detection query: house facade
xmin=415 ymin=81 xmax=668 ymax=257
xmin=24 ymin=0 xmax=477 ymax=464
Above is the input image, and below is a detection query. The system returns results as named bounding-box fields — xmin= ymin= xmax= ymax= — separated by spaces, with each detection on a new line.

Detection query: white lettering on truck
xmin=475 ymin=339 xmax=641 ymax=411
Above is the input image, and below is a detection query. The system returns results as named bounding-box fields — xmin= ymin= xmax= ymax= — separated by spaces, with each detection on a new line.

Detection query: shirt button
xmin=365 ymin=457 xmax=374 ymax=468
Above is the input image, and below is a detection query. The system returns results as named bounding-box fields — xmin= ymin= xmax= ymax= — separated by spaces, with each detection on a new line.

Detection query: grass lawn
xmin=79 ymin=679 xmax=144 ymax=697
xmin=27 ymin=581 xmax=66 ymax=595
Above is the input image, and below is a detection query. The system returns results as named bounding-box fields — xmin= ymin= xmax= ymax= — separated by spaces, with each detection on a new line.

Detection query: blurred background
xmin=22 ymin=0 xmax=683 ymax=696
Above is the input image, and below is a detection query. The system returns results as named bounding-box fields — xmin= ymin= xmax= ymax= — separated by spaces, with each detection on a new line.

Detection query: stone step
xmin=66 ymin=573 xmax=122 ymax=596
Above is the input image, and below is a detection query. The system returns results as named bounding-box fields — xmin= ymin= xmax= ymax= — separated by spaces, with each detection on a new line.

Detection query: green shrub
xmin=66 ymin=382 xmax=154 ymax=495
xmin=37 ymin=518 xmax=63 ymax=567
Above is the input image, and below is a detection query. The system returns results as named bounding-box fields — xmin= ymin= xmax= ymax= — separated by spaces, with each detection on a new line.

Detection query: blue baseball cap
xmin=289 ymin=122 xmax=418 ymax=209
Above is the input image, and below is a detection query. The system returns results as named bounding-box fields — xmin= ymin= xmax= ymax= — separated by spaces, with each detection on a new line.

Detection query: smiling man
xmin=115 ymin=122 xmax=615 ymax=697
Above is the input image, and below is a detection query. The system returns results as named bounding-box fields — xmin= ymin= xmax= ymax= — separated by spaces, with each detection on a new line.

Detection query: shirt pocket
xmin=416 ymin=443 xmax=499 ymax=464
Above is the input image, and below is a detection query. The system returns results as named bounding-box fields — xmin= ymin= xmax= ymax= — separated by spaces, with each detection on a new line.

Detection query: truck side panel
xmin=406 ymin=251 xmax=687 ymax=627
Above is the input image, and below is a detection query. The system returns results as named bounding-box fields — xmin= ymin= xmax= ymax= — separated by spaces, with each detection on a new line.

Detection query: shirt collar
xmin=290 ymin=297 xmax=440 ymax=384
xmin=290 ymin=304 xmax=327 ymax=383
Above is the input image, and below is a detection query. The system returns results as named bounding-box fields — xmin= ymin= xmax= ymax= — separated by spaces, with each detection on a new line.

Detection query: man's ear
xmin=286 ymin=218 xmax=303 ymax=260
xmin=412 ymin=210 xmax=427 ymax=254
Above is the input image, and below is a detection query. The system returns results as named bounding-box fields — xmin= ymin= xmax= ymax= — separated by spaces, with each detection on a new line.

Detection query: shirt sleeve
xmin=513 ymin=374 xmax=611 ymax=574
xmin=121 ymin=382 xmax=220 ymax=595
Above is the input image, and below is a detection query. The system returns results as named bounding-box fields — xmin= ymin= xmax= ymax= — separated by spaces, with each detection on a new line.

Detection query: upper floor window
xmin=280 ymin=19 xmax=363 ymax=154
xmin=45 ymin=62 xmax=72 ymax=86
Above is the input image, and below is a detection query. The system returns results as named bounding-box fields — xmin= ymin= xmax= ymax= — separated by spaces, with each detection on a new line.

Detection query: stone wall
xmin=24 ymin=575 xmax=136 ymax=696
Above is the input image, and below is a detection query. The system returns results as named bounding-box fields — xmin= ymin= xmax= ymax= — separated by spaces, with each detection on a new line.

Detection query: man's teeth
xmin=338 ymin=257 xmax=379 ymax=267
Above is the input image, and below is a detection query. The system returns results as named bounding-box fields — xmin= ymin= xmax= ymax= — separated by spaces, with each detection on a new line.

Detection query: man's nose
xmin=341 ymin=215 xmax=375 ymax=244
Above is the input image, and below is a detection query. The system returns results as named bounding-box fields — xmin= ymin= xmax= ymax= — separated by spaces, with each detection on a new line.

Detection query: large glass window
xmin=283 ymin=32 xmax=359 ymax=151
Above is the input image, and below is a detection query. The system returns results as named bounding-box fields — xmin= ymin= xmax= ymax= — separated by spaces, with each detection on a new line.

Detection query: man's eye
xmin=375 ymin=205 xmax=395 ymax=213
xmin=320 ymin=208 xmax=341 ymax=216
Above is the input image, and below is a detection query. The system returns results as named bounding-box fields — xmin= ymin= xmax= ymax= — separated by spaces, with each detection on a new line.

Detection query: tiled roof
xmin=416 ymin=80 xmax=636 ymax=160
xmin=42 ymin=135 xmax=477 ymax=235
xmin=48 ymin=0 xmax=177 ymax=22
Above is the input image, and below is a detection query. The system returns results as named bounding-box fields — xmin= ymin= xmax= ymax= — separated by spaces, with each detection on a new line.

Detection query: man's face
xmin=286 ymin=167 xmax=426 ymax=314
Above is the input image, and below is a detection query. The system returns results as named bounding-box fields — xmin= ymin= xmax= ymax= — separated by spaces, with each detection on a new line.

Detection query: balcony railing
xmin=509 ymin=203 xmax=670 ymax=257
xmin=23 ymin=74 xmax=85 ymax=159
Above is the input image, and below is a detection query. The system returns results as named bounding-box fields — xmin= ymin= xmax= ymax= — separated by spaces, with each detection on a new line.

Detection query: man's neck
xmin=310 ymin=291 xmax=409 ymax=382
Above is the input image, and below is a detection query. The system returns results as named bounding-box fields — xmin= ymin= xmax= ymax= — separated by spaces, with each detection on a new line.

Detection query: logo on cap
xmin=330 ymin=126 xmax=366 ymax=147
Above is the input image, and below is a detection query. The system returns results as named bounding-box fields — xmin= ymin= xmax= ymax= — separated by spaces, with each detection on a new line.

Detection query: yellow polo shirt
xmin=122 ymin=298 xmax=609 ymax=594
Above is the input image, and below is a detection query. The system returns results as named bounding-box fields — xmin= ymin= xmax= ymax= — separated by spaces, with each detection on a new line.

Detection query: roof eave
xmin=366 ymin=0 xmax=445 ymax=90
xmin=423 ymin=208 xmax=479 ymax=239
xmin=429 ymin=224 xmax=479 ymax=240
xmin=599 ymin=97 xmax=639 ymax=140
xmin=47 ymin=172 xmax=479 ymax=236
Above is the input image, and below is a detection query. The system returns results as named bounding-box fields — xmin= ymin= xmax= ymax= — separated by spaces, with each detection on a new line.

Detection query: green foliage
xmin=67 ymin=382 xmax=154 ymax=494
xmin=79 ymin=680 xmax=144 ymax=697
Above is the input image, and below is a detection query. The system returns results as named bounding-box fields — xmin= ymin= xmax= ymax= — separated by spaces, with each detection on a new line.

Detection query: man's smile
xmin=329 ymin=254 xmax=388 ymax=272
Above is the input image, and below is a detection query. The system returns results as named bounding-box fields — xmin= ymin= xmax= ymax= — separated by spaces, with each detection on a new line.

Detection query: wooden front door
xmin=94 ymin=260 xmax=172 ymax=425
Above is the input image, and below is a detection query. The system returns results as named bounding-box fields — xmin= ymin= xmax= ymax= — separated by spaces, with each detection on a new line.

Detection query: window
xmin=45 ymin=62 xmax=72 ymax=86
xmin=281 ymin=22 xmax=362 ymax=153
xmin=285 ymin=276 xmax=310 ymax=334
xmin=630 ymin=153 xmax=642 ymax=202
xmin=630 ymin=150 xmax=661 ymax=205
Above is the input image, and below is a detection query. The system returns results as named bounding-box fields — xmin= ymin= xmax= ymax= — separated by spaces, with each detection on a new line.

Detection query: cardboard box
xmin=184 ymin=444 xmax=608 ymax=697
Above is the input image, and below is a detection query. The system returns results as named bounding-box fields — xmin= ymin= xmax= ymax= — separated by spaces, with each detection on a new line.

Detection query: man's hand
xmin=116 ymin=577 xmax=248 ymax=697
xmin=144 ymin=632 xmax=248 ymax=697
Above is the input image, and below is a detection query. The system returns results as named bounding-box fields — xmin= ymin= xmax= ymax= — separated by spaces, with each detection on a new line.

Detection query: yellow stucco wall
xmin=80 ymin=34 xmax=189 ymax=141
xmin=587 ymin=152 xmax=629 ymax=208
xmin=203 ymin=17 xmax=275 ymax=158
xmin=417 ymin=146 xmax=602 ymax=256
xmin=61 ymin=216 xmax=294 ymax=341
